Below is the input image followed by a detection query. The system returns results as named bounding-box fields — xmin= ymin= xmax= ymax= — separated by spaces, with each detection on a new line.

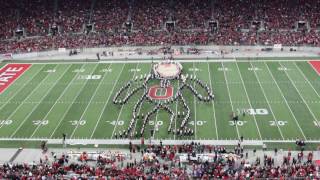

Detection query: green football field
xmin=0 ymin=60 xmax=320 ymax=144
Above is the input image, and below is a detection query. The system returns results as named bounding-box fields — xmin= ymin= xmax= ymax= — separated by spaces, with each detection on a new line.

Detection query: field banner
xmin=0 ymin=64 xmax=31 ymax=93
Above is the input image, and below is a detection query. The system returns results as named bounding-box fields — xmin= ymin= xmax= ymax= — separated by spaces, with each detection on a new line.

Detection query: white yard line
xmin=111 ymin=63 xmax=140 ymax=138
xmin=152 ymin=109 xmax=160 ymax=139
xmin=30 ymin=64 xmax=85 ymax=138
xmin=234 ymin=61 xmax=262 ymax=140
xmin=152 ymin=84 xmax=163 ymax=139
xmin=131 ymin=97 xmax=145 ymax=138
xmin=294 ymin=62 xmax=320 ymax=99
xmin=89 ymin=64 xmax=125 ymax=139
xmin=152 ymin=91 xmax=161 ymax=139
xmin=10 ymin=64 xmax=69 ymax=137
xmin=279 ymin=62 xmax=319 ymax=126
xmin=131 ymin=61 xmax=154 ymax=138
xmin=173 ymin=81 xmax=179 ymax=140
xmin=206 ymin=61 xmax=219 ymax=139
xmin=0 ymin=67 xmax=45 ymax=130
xmin=249 ymin=62 xmax=284 ymax=140
xmin=49 ymin=64 xmax=99 ymax=138
xmin=70 ymin=64 xmax=112 ymax=138
xmin=0 ymin=66 xmax=54 ymax=130
xmin=192 ymin=62 xmax=197 ymax=139
xmin=221 ymin=62 xmax=240 ymax=139
xmin=264 ymin=62 xmax=307 ymax=139
xmin=0 ymin=65 xmax=44 ymax=110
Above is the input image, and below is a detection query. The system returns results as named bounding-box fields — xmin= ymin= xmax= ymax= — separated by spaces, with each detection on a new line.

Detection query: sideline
xmin=5 ymin=58 xmax=319 ymax=65
xmin=0 ymin=138 xmax=320 ymax=146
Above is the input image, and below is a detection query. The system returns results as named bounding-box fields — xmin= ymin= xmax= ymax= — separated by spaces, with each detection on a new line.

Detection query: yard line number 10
xmin=237 ymin=108 xmax=269 ymax=115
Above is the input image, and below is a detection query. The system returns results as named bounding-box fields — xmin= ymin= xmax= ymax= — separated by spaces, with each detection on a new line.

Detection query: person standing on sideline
xmin=62 ymin=133 xmax=67 ymax=148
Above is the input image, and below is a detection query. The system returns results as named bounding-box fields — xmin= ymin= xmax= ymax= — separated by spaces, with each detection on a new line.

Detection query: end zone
xmin=309 ymin=61 xmax=320 ymax=76
xmin=0 ymin=64 xmax=31 ymax=93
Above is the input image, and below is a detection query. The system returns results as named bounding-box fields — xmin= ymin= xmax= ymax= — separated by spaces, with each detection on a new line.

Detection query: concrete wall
xmin=1 ymin=45 xmax=320 ymax=61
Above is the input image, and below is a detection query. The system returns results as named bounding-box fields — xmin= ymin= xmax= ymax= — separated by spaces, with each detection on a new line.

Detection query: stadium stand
xmin=0 ymin=0 xmax=320 ymax=54
xmin=0 ymin=0 xmax=320 ymax=179
xmin=0 ymin=142 xmax=319 ymax=179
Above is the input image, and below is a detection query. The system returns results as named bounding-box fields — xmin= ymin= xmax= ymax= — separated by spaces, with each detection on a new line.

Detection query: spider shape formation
xmin=112 ymin=60 xmax=214 ymax=139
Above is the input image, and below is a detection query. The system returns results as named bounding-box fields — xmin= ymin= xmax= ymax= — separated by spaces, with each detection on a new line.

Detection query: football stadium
xmin=0 ymin=0 xmax=320 ymax=179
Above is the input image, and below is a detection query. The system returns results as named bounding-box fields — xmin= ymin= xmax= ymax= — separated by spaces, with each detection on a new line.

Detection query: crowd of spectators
xmin=0 ymin=0 xmax=320 ymax=54
xmin=172 ymin=0 xmax=211 ymax=30
xmin=0 ymin=141 xmax=319 ymax=179
xmin=132 ymin=0 xmax=169 ymax=32
xmin=92 ymin=0 xmax=128 ymax=33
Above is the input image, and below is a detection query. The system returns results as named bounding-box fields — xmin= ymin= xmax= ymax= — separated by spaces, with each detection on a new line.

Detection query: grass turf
xmin=0 ymin=60 xmax=320 ymax=147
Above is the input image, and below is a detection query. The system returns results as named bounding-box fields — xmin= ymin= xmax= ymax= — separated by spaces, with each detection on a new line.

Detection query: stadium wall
xmin=1 ymin=45 xmax=320 ymax=61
